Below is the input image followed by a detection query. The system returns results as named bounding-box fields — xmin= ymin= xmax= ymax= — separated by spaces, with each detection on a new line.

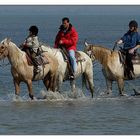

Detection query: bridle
xmin=0 ymin=43 xmax=8 ymax=58
xmin=0 ymin=43 xmax=9 ymax=66
xmin=85 ymin=46 xmax=95 ymax=61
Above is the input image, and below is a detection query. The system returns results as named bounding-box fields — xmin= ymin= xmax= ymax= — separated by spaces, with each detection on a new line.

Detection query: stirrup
xmin=69 ymin=75 xmax=75 ymax=80
xmin=34 ymin=66 xmax=42 ymax=73
xmin=36 ymin=69 xmax=41 ymax=73
xmin=65 ymin=59 xmax=69 ymax=62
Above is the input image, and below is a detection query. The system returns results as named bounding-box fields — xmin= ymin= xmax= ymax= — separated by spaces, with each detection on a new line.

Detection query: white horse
xmin=0 ymin=38 xmax=59 ymax=100
xmin=40 ymin=44 xmax=94 ymax=97
xmin=84 ymin=41 xmax=140 ymax=96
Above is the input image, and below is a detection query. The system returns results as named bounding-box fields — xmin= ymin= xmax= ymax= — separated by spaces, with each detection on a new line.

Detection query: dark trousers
xmin=125 ymin=51 xmax=134 ymax=72
xmin=124 ymin=50 xmax=135 ymax=79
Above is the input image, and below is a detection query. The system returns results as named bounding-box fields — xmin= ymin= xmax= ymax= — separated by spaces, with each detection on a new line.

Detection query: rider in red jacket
xmin=54 ymin=17 xmax=78 ymax=79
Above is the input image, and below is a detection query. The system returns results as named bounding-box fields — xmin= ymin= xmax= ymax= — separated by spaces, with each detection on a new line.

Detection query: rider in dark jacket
xmin=116 ymin=20 xmax=140 ymax=79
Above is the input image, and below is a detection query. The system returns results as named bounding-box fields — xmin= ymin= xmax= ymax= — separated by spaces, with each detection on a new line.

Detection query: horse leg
xmin=26 ymin=80 xmax=34 ymax=100
xmin=70 ymin=79 xmax=77 ymax=98
xmin=43 ymin=77 xmax=50 ymax=91
xmin=43 ymin=74 xmax=55 ymax=92
xmin=51 ymin=74 xmax=57 ymax=92
xmin=106 ymin=78 xmax=113 ymax=94
xmin=43 ymin=71 xmax=53 ymax=91
xmin=13 ymin=79 xmax=20 ymax=98
xmin=83 ymin=73 xmax=94 ymax=98
xmin=70 ymin=79 xmax=76 ymax=92
xmin=58 ymin=76 xmax=63 ymax=92
xmin=117 ymin=78 xmax=125 ymax=96
xmin=55 ymin=75 xmax=63 ymax=93
xmin=47 ymin=74 xmax=55 ymax=92
xmin=102 ymin=69 xmax=112 ymax=94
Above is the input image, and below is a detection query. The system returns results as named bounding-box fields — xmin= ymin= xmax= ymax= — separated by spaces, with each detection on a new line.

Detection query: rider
xmin=54 ymin=17 xmax=78 ymax=79
xmin=116 ymin=20 xmax=140 ymax=79
xmin=21 ymin=25 xmax=42 ymax=73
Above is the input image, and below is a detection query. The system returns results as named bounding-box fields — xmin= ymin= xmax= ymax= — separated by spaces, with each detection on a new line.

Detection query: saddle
xmin=59 ymin=47 xmax=85 ymax=80
xmin=131 ymin=54 xmax=140 ymax=64
xmin=119 ymin=50 xmax=140 ymax=65
xmin=26 ymin=53 xmax=49 ymax=66
xmin=60 ymin=49 xmax=85 ymax=63
xmin=75 ymin=51 xmax=86 ymax=62
xmin=26 ymin=53 xmax=50 ymax=79
xmin=119 ymin=49 xmax=140 ymax=79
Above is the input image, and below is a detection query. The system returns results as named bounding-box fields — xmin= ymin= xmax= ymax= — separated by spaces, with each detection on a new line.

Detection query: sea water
xmin=0 ymin=6 xmax=140 ymax=135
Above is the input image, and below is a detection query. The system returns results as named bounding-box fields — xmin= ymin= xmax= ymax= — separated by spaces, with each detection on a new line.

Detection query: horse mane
xmin=9 ymin=41 xmax=25 ymax=59
xmin=41 ymin=43 xmax=61 ymax=53
xmin=90 ymin=44 xmax=112 ymax=66
xmin=1 ymin=38 xmax=24 ymax=55
xmin=1 ymin=38 xmax=26 ymax=66
xmin=91 ymin=44 xmax=112 ymax=54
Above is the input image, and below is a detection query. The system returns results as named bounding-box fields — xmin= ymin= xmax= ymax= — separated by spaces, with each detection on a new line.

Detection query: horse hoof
xmin=120 ymin=93 xmax=128 ymax=97
xmin=29 ymin=94 xmax=34 ymax=100
xmin=33 ymin=97 xmax=37 ymax=101
xmin=13 ymin=95 xmax=22 ymax=101
xmin=133 ymin=89 xmax=140 ymax=96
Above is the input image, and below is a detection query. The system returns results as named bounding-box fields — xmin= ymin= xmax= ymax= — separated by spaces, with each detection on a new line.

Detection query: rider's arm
xmin=25 ymin=36 xmax=39 ymax=48
xmin=60 ymin=28 xmax=78 ymax=47
xmin=116 ymin=33 xmax=127 ymax=45
xmin=129 ymin=33 xmax=140 ymax=53
xmin=134 ymin=44 xmax=140 ymax=50
xmin=24 ymin=37 xmax=33 ymax=47
xmin=129 ymin=44 xmax=140 ymax=54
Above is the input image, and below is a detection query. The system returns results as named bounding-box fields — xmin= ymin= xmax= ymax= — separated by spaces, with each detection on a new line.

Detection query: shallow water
xmin=1 ymin=93 xmax=140 ymax=135
xmin=0 ymin=6 xmax=140 ymax=135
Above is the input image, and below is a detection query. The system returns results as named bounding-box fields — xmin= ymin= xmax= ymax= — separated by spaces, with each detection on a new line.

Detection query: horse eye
xmin=1 ymin=46 xmax=4 ymax=49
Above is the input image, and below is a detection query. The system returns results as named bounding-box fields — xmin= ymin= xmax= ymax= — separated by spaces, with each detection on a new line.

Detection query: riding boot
xmin=36 ymin=65 xmax=42 ymax=73
xmin=33 ymin=64 xmax=42 ymax=74
xmin=129 ymin=70 xmax=135 ymax=79
xmin=69 ymin=73 xmax=75 ymax=80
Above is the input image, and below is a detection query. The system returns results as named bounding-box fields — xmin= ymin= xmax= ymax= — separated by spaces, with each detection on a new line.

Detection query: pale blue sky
xmin=0 ymin=5 xmax=140 ymax=15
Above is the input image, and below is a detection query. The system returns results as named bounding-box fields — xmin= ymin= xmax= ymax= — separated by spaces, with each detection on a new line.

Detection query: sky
xmin=0 ymin=5 xmax=140 ymax=15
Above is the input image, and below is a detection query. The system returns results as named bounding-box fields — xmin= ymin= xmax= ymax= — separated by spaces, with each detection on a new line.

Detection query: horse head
xmin=84 ymin=41 xmax=95 ymax=61
xmin=0 ymin=38 xmax=10 ymax=60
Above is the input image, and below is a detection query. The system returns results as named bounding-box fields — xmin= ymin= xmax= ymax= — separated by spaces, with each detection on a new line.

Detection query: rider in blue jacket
xmin=116 ymin=20 xmax=140 ymax=79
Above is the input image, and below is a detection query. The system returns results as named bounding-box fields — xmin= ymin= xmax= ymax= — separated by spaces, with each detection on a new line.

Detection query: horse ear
xmin=84 ymin=41 xmax=89 ymax=47
xmin=6 ymin=38 xmax=11 ymax=44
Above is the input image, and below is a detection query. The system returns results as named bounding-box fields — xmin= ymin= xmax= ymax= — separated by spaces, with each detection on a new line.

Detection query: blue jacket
xmin=121 ymin=31 xmax=140 ymax=50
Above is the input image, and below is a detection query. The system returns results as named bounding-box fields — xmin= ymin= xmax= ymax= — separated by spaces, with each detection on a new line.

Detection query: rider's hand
xmin=129 ymin=48 xmax=135 ymax=54
xmin=116 ymin=40 xmax=123 ymax=45
xmin=59 ymin=40 xmax=63 ymax=45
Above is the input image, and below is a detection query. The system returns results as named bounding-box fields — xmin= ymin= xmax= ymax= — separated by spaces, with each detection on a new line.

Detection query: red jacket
xmin=54 ymin=24 xmax=78 ymax=51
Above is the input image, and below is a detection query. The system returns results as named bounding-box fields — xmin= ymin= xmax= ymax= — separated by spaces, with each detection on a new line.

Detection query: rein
xmin=0 ymin=45 xmax=10 ymax=67
xmin=112 ymin=43 xmax=117 ymax=51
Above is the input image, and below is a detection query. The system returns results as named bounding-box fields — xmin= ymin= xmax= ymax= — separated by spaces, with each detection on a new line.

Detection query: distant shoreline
xmin=0 ymin=5 xmax=140 ymax=16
